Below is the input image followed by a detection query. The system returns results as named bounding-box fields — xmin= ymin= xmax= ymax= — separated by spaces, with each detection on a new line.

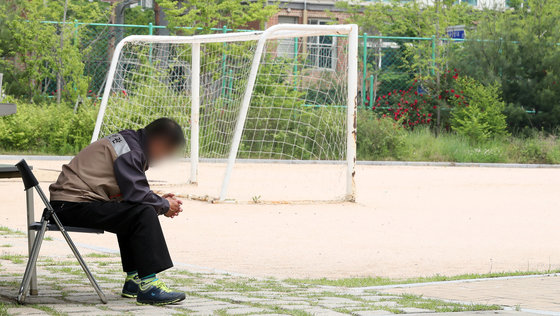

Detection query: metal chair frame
xmin=15 ymin=159 xmax=107 ymax=304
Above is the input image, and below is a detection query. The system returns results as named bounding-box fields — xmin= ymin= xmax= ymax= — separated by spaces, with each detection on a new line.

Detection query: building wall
xmin=263 ymin=0 xmax=351 ymax=28
xmin=417 ymin=0 xmax=507 ymax=9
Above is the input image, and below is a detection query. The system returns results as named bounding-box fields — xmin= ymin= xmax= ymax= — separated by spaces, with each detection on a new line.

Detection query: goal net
xmin=92 ymin=24 xmax=358 ymax=202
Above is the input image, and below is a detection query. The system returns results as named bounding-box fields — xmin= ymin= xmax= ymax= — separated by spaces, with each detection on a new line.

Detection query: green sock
xmin=125 ymin=271 xmax=138 ymax=281
xmin=140 ymin=273 xmax=156 ymax=284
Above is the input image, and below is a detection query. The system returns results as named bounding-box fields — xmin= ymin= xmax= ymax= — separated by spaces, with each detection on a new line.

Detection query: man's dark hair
xmin=145 ymin=118 xmax=186 ymax=147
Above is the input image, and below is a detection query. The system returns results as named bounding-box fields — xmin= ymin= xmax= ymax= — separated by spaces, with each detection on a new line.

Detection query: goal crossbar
xmin=92 ymin=24 xmax=358 ymax=202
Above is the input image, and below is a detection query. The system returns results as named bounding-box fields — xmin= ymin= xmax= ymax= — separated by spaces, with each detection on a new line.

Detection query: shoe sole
xmin=121 ymin=292 xmax=137 ymax=298
xmin=136 ymin=296 xmax=185 ymax=306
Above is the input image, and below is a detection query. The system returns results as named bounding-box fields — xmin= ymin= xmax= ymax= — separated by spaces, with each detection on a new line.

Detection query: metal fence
xmin=39 ymin=21 xmax=451 ymax=108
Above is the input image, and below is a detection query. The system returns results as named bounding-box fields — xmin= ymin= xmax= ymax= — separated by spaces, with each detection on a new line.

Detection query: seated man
xmin=49 ymin=118 xmax=186 ymax=305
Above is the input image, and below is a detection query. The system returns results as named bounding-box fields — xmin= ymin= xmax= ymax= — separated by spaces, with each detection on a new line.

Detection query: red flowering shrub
xmin=371 ymin=69 xmax=469 ymax=130
xmin=372 ymin=79 xmax=435 ymax=128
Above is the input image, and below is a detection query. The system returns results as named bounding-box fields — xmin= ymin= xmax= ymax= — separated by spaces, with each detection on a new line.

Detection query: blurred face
xmin=147 ymin=137 xmax=180 ymax=164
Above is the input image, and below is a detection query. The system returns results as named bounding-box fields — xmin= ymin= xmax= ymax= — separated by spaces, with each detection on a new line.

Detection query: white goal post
xmin=92 ymin=24 xmax=358 ymax=201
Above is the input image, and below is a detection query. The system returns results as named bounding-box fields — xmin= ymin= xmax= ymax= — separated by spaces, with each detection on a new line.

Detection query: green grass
xmin=358 ymin=125 xmax=560 ymax=164
xmin=30 ymin=304 xmax=68 ymax=316
xmin=392 ymin=294 xmax=501 ymax=313
xmin=0 ymin=254 xmax=26 ymax=264
xmin=404 ymin=128 xmax=560 ymax=164
xmin=285 ymin=270 xmax=560 ymax=288
xmin=0 ymin=303 xmax=9 ymax=316
xmin=84 ymin=252 xmax=114 ymax=258
xmin=0 ymin=226 xmax=25 ymax=237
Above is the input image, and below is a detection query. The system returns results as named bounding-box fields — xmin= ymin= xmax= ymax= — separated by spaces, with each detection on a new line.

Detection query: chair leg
xmin=17 ymin=220 xmax=47 ymax=304
xmin=50 ymin=213 xmax=108 ymax=304
xmin=25 ymin=189 xmax=38 ymax=295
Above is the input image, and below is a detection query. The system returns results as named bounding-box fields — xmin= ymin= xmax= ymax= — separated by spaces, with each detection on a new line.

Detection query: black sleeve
xmin=113 ymin=150 xmax=170 ymax=214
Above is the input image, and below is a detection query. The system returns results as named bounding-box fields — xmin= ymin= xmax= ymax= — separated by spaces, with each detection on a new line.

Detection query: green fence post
xmin=294 ymin=37 xmax=298 ymax=90
xmin=228 ymin=69 xmax=233 ymax=102
xmin=362 ymin=33 xmax=368 ymax=108
xmin=72 ymin=20 xmax=79 ymax=93
xmin=73 ymin=19 xmax=79 ymax=46
xmin=221 ymin=25 xmax=228 ymax=101
xmin=148 ymin=23 xmax=154 ymax=63
xmin=369 ymin=75 xmax=374 ymax=109
xmin=431 ymin=35 xmax=436 ymax=76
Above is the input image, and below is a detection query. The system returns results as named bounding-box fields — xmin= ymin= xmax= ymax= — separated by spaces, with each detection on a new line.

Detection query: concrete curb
xmin=1 ymin=155 xmax=560 ymax=169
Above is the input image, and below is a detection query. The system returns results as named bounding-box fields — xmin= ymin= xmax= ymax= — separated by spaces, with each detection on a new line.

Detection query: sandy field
xmin=1 ymin=157 xmax=559 ymax=279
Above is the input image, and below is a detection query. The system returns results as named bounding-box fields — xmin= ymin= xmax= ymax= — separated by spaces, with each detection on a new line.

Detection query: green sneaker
xmin=137 ymin=279 xmax=185 ymax=305
xmin=122 ymin=274 xmax=141 ymax=298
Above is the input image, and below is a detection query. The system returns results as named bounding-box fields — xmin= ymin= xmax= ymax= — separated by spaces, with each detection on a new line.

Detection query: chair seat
xmin=29 ymin=222 xmax=104 ymax=234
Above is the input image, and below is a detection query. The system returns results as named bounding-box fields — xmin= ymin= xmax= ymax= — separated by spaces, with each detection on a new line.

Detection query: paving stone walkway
xmin=0 ymin=227 xmax=542 ymax=315
xmin=383 ymin=275 xmax=560 ymax=314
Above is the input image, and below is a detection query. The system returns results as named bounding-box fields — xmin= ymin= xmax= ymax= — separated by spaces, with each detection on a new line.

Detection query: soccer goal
xmin=91 ymin=24 xmax=358 ymax=202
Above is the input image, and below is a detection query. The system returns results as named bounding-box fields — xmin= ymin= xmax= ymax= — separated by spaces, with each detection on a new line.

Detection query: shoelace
xmin=152 ymin=279 xmax=172 ymax=293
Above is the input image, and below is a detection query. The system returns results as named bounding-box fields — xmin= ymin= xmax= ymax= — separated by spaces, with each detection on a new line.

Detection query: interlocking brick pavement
xmin=0 ymin=227 xmax=545 ymax=315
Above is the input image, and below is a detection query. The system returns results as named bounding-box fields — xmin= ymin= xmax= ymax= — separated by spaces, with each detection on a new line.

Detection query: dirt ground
xmin=1 ymin=157 xmax=559 ymax=279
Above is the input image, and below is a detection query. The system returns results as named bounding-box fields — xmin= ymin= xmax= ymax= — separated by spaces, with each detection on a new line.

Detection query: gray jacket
xmin=49 ymin=129 xmax=170 ymax=214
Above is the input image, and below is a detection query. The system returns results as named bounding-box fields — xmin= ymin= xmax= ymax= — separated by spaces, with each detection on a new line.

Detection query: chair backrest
xmin=15 ymin=159 xmax=38 ymax=190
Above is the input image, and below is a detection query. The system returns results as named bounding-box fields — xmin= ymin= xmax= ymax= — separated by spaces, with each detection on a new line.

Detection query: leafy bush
xmin=450 ymin=77 xmax=508 ymax=143
xmin=357 ymin=112 xmax=407 ymax=160
xmin=511 ymin=133 xmax=560 ymax=164
xmin=0 ymin=97 xmax=97 ymax=154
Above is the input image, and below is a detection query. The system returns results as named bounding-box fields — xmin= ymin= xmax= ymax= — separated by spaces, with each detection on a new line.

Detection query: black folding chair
xmin=15 ymin=159 xmax=107 ymax=304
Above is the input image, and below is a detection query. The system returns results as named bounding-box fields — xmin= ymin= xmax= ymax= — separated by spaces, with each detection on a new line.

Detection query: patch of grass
xmin=255 ymin=280 xmax=298 ymax=292
xmin=85 ymin=252 xmax=114 ymax=258
xmin=170 ymin=277 xmax=197 ymax=287
xmin=186 ymin=290 xmax=313 ymax=316
xmin=214 ymin=279 xmax=262 ymax=292
xmin=30 ymin=304 xmax=69 ymax=316
xmin=0 ymin=254 xmax=25 ymax=264
xmin=393 ymin=294 xmax=501 ymax=312
xmin=39 ymin=258 xmax=80 ymax=266
xmin=44 ymin=236 xmax=54 ymax=241
xmin=0 ymin=226 xmax=25 ymax=236
xmin=172 ymin=307 xmax=196 ymax=315
xmin=0 ymin=303 xmax=10 ymax=316
xmin=46 ymin=266 xmax=83 ymax=276
xmin=285 ymin=270 xmax=560 ymax=288
xmin=358 ymin=125 xmax=560 ymax=164
xmin=0 ymin=245 xmax=12 ymax=248
xmin=0 ymin=280 xmax=20 ymax=287
xmin=331 ymin=307 xmax=354 ymax=314
xmin=172 ymin=269 xmax=203 ymax=278
xmin=213 ymin=309 xmax=229 ymax=316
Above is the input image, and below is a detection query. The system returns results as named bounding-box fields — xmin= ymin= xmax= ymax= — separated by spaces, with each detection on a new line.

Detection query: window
xmin=307 ymin=19 xmax=337 ymax=70
xmin=276 ymin=16 xmax=298 ymax=58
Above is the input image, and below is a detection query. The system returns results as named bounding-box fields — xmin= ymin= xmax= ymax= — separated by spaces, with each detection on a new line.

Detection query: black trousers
xmin=51 ymin=201 xmax=173 ymax=278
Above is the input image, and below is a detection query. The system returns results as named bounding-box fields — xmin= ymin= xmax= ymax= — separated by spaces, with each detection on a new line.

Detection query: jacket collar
xmin=137 ymin=128 xmax=150 ymax=170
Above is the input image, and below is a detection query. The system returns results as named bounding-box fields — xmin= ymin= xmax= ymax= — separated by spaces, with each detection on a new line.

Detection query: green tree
xmin=337 ymin=0 xmax=479 ymax=38
xmin=454 ymin=0 xmax=560 ymax=131
xmin=155 ymin=0 xmax=277 ymax=34
xmin=450 ymin=77 xmax=508 ymax=142
xmin=0 ymin=0 xmax=108 ymax=101
xmin=338 ymin=0 xmax=483 ymax=130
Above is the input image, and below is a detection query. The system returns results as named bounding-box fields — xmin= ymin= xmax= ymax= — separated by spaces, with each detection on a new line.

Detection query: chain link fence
xmin=39 ymin=21 xmax=451 ymax=106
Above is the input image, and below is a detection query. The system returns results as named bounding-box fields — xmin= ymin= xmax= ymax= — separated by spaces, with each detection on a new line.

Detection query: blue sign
xmin=446 ymin=26 xmax=466 ymax=39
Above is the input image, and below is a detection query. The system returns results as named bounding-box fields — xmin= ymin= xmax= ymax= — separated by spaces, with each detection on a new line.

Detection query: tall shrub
xmin=450 ymin=77 xmax=508 ymax=142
